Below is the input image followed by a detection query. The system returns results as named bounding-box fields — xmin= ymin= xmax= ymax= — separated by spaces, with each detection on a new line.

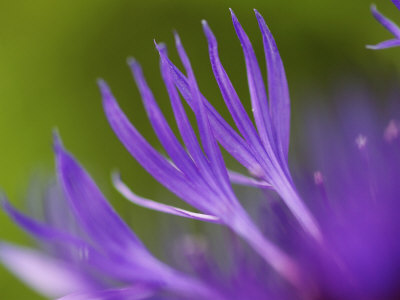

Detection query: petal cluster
xmin=368 ymin=2 xmax=400 ymax=49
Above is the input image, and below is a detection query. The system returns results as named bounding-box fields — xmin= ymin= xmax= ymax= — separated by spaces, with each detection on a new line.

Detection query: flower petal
xmin=54 ymin=133 xmax=145 ymax=255
xmin=0 ymin=242 xmax=91 ymax=298
xmin=156 ymin=43 xmax=220 ymax=191
xmin=371 ymin=5 xmax=400 ymax=38
xmin=393 ymin=0 xmax=400 ymax=10
xmin=366 ymin=38 xmax=400 ymax=50
xmin=230 ymin=9 xmax=276 ymax=155
xmin=228 ymin=170 xmax=272 ymax=189
xmin=100 ymin=79 xmax=211 ymax=209
xmin=255 ymin=9 xmax=291 ymax=161
xmin=127 ymin=58 xmax=200 ymax=181
xmin=156 ymin=43 xmax=260 ymax=171
xmin=112 ymin=172 xmax=221 ymax=223
xmin=1 ymin=197 xmax=87 ymax=248
xmin=174 ymin=32 xmax=234 ymax=200
xmin=202 ymin=21 xmax=265 ymax=155
xmin=58 ymin=285 xmax=157 ymax=300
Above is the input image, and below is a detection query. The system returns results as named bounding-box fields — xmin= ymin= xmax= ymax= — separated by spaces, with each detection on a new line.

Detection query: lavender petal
xmin=371 ymin=5 xmax=400 ymax=38
xmin=0 ymin=242 xmax=91 ymax=298
xmin=112 ymin=172 xmax=221 ymax=223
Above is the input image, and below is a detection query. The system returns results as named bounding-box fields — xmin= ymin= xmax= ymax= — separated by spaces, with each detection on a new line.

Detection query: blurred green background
xmin=0 ymin=0 xmax=399 ymax=298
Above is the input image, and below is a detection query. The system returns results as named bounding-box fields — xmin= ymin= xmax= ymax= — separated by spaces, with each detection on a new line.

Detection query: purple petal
xmin=228 ymin=170 xmax=272 ymax=189
xmin=174 ymin=32 xmax=234 ymax=200
xmin=202 ymin=21 xmax=266 ymax=155
xmin=366 ymin=38 xmax=400 ymax=50
xmin=112 ymin=172 xmax=221 ymax=223
xmin=127 ymin=58 xmax=200 ymax=181
xmin=54 ymin=133 xmax=145 ymax=256
xmin=1 ymin=197 xmax=87 ymax=249
xmin=255 ymin=9 xmax=291 ymax=160
xmin=58 ymin=285 xmax=156 ymax=300
xmin=156 ymin=36 xmax=260 ymax=171
xmin=230 ymin=9 xmax=276 ymax=154
xmin=156 ymin=43 xmax=219 ymax=189
xmin=393 ymin=0 xmax=400 ymax=10
xmin=371 ymin=5 xmax=400 ymax=38
xmin=100 ymin=79 xmax=211 ymax=209
xmin=0 ymin=242 xmax=90 ymax=298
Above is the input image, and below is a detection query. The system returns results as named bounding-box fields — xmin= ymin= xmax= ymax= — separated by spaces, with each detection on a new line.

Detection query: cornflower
xmin=1 ymin=3 xmax=400 ymax=299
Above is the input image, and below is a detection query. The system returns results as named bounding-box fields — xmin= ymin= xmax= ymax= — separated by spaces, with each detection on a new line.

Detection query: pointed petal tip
xmin=0 ymin=193 xmax=8 ymax=209
xmin=97 ymin=79 xmax=114 ymax=105
xmin=96 ymin=78 xmax=109 ymax=94
xmin=201 ymin=20 xmax=216 ymax=43
xmin=153 ymin=40 xmax=166 ymax=49
xmin=111 ymin=170 xmax=121 ymax=184
xmin=52 ymin=129 xmax=64 ymax=154
xmin=173 ymin=30 xmax=182 ymax=46
xmin=230 ymin=8 xmax=239 ymax=24
xmin=126 ymin=57 xmax=137 ymax=67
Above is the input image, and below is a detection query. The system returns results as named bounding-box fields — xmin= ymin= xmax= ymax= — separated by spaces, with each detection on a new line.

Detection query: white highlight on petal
xmin=355 ymin=134 xmax=368 ymax=149
xmin=313 ymin=171 xmax=324 ymax=185
xmin=384 ymin=120 xmax=399 ymax=143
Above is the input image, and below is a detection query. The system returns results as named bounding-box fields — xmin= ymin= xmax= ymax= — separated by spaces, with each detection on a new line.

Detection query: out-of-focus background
xmin=0 ymin=0 xmax=399 ymax=298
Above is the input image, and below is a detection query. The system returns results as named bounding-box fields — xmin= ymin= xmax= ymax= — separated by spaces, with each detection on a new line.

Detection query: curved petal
xmin=228 ymin=170 xmax=272 ymax=189
xmin=156 ymin=43 xmax=260 ymax=171
xmin=127 ymin=58 xmax=200 ymax=181
xmin=58 ymin=285 xmax=157 ymax=300
xmin=371 ymin=5 xmax=400 ymax=38
xmin=54 ymin=133 xmax=145 ymax=256
xmin=99 ymin=79 xmax=211 ymax=208
xmin=230 ymin=9 xmax=275 ymax=155
xmin=393 ymin=0 xmax=400 ymax=10
xmin=112 ymin=172 xmax=221 ymax=223
xmin=1 ymin=197 xmax=87 ymax=249
xmin=174 ymin=32 xmax=234 ymax=201
xmin=255 ymin=9 xmax=291 ymax=161
xmin=0 ymin=242 xmax=91 ymax=298
xmin=367 ymin=38 xmax=400 ymax=50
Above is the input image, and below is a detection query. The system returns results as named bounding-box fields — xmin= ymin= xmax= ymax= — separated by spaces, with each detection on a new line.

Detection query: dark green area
xmin=0 ymin=0 xmax=399 ymax=298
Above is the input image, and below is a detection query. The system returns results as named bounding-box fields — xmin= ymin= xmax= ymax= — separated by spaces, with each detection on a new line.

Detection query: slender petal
xmin=127 ymin=58 xmax=200 ymax=181
xmin=99 ymin=79 xmax=213 ymax=210
xmin=230 ymin=9 xmax=275 ymax=155
xmin=157 ymin=47 xmax=260 ymax=171
xmin=1 ymin=197 xmax=88 ymax=249
xmin=156 ymin=43 xmax=224 ymax=195
xmin=54 ymin=133 xmax=146 ymax=257
xmin=228 ymin=170 xmax=272 ymax=189
xmin=0 ymin=242 xmax=91 ymax=298
xmin=58 ymin=285 xmax=156 ymax=300
xmin=112 ymin=172 xmax=221 ymax=223
xmin=371 ymin=5 xmax=400 ymax=38
xmin=174 ymin=32 xmax=235 ymax=201
xmin=367 ymin=38 xmax=400 ymax=50
xmin=255 ymin=9 xmax=291 ymax=161
xmin=202 ymin=20 xmax=267 ymax=158
xmin=393 ymin=0 xmax=400 ymax=10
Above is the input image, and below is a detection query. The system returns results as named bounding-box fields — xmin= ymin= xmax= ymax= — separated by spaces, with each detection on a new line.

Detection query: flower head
xmin=1 ymin=3 xmax=400 ymax=300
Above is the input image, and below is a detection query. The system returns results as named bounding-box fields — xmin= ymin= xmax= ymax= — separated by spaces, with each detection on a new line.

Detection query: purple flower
xmin=1 ymin=5 xmax=400 ymax=300
xmin=1 ymin=134 xmax=222 ymax=299
xmin=368 ymin=1 xmax=400 ymax=49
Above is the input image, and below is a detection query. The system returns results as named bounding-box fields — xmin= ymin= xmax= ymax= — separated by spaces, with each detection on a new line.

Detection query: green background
xmin=0 ymin=0 xmax=399 ymax=298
